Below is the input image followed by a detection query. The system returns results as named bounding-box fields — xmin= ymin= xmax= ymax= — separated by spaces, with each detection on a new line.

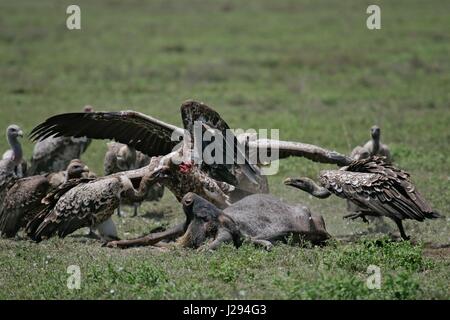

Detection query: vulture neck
xmin=371 ymin=136 xmax=380 ymax=154
xmin=309 ymin=182 xmax=332 ymax=199
xmin=8 ymin=135 xmax=22 ymax=165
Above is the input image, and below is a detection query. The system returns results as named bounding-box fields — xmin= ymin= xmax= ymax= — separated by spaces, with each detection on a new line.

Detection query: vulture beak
xmin=83 ymin=165 xmax=89 ymax=173
xmin=283 ymin=177 xmax=304 ymax=189
xmin=17 ymin=130 xmax=24 ymax=137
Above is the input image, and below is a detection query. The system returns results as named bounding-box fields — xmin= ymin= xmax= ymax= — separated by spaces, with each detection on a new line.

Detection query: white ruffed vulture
xmin=2 ymin=125 xmax=27 ymax=178
xmin=351 ymin=125 xmax=392 ymax=162
xmin=26 ymin=165 xmax=162 ymax=242
xmin=284 ymin=157 xmax=441 ymax=240
xmin=28 ymin=106 xmax=93 ymax=175
xmin=0 ymin=159 xmax=89 ymax=238
xmin=104 ymin=142 xmax=164 ymax=216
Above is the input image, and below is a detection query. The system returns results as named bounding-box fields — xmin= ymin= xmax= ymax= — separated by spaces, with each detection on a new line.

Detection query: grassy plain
xmin=0 ymin=0 xmax=448 ymax=299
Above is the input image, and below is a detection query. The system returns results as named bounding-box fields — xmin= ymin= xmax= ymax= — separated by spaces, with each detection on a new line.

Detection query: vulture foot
xmin=343 ymin=212 xmax=369 ymax=223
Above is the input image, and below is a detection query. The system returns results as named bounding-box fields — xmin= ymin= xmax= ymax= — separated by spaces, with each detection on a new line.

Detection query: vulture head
xmin=6 ymin=125 xmax=23 ymax=141
xmin=284 ymin=177 xmax=316 ymax=193
xmin=117 ymin=145 xmax=136 ymax=171
xmin=370 ymin=125 xmax=381 ymax=140
xmin=66 ymin=159 xmax=89 ymax=179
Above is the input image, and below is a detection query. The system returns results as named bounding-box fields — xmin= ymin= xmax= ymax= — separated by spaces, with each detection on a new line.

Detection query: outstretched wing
xmin=247 ymin=139 xmax=353 ymax=166
xmin=30 ymin=111 xmax=185 ymax=158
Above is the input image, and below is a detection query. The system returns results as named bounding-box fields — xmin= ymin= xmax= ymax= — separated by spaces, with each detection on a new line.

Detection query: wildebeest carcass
xmin=106 ymin=193 xmax=330 ymax=250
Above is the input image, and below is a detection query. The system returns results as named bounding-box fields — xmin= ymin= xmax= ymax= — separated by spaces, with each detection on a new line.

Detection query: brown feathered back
xmin=320 ymin=157 xmax=440 ymax=221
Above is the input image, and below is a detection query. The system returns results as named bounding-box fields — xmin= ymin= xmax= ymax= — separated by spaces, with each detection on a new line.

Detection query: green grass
xmin=0 ymin=0 xmax=449 ymax=299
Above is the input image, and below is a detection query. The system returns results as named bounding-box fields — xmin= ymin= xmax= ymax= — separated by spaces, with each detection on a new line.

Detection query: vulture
xmin=2 ymin=125 xmax=27 ymax=178
xmin=28 ymin=106 xmax=94 ymax=175
xmin=0 ymin=159 xmax=89 ymax=238
xmin=26 ymin=164 xmax=163 ymax=242
xmin=349 ymin=125 xmax=393 ymax=229
xmin=104 ymin=142 xmax=164 ymax=216
xmin=351 ymin=125 xmax=392 ymax=162
xmin=30 ymin=100 xmax=352 ymax=209
xmin=0 ymin=159 xmax=17 ymax=212
xmin=284 ymin=156 xmax=441 ymax=240
xmin=1 ymin=126 xmax=24 ymax=209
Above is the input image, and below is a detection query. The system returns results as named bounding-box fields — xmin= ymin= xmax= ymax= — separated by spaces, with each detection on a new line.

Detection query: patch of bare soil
xmin=423 ymin=243 xmax=450 ymax=258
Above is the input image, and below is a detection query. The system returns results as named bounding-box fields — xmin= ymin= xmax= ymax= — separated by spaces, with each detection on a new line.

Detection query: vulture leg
xmin=117 ymin=203 xmax=122 ymax=217
xmin=392 ymin=218 xmax=410 ymax=240
xmin=133 ymin=203 xmax=139 ymax=217
xmin=86 ymin=228 xmax=101 ymax=239
xmin=343 ymin=212 xmax=369 ymax=223
xmin=105 ymin=222 xmax=185 ymax=249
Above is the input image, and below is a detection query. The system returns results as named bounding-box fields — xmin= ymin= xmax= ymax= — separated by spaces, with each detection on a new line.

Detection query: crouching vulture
xmin=284 ymin=156 xmax=441 ymax=240
xmin=0 ymin=160 xmax=89 ymax=238
xmin=26 ymin=163 xmax=164 ymax=242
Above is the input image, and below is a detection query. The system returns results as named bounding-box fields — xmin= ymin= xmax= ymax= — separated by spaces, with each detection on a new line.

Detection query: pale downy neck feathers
xmin=371 ymin=134 xmax=380 ymax=154
xmin=7 ymin=131 xmax=23 ymax=166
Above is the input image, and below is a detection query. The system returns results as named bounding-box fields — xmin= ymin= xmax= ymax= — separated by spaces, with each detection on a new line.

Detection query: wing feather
xmin=30 ymin=111 xmax=184 ymax=158
xmin=247 ymin=139 xmax=353 ymax=166
xmin=320 ymin=159 xmax=437 ymax=222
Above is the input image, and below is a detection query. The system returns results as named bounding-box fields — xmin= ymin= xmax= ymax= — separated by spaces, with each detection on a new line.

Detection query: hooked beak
xmin=284 ymin=177 xmax=304 ymax=189
xmin=83 ymin=165 xmax=89 ymax=173
xmin=17 ymin=130 xmax=24 ymax=138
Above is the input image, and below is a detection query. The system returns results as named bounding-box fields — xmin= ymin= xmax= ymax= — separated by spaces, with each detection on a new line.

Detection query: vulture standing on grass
xmin=29 ymin=106 xmax=94 ymax=175
xmin=104 ymin=142 xmax=164 ymax=216
xmin=30 ymin=100 xmax=352 ymax=209
xmin=26 ymin=165 xmax=164 ymax=242
xmin=351 ymin=125 xmax=392 ymax=162
xmin=2 ymin=125 xmax=27 ymax=178
xmin=0 ymin=159 xmax=89 ymax=238
xmin=0 ymin=125 xmax=25 ymax=210
xmin=284 ymin=157 xmax=441 ymax=240
xmin=350 ymin=125 xmax=393 ymax=230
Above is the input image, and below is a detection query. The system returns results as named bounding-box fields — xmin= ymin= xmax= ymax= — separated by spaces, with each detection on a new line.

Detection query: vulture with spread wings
xmin=31 ymin=100 xmax=352 ymax=208
xmin=30 ymin=100 xmax=263 ymax=208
